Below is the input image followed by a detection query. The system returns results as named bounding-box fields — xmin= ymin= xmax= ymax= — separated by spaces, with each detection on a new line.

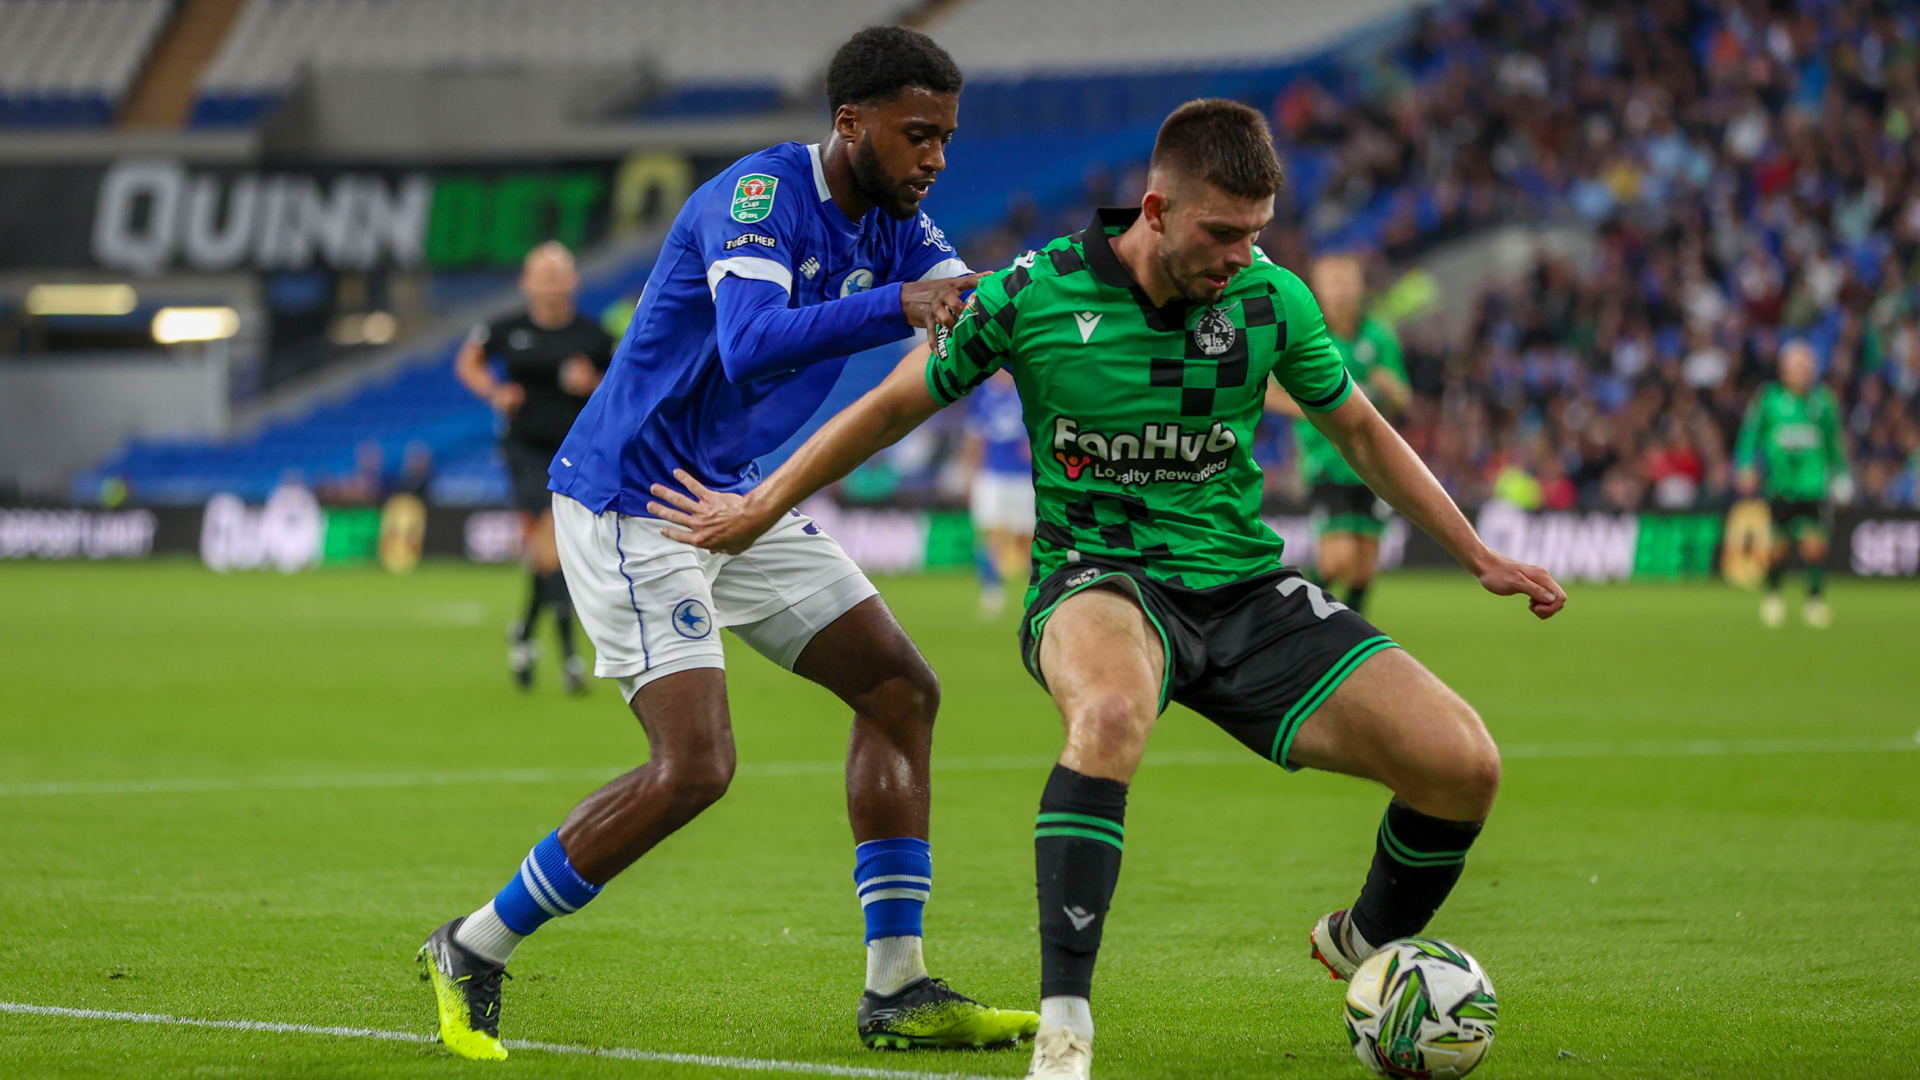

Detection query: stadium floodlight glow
xmin=25 ymin=283 xmax=138 ymax=316
xmin=152 ymin=306 xmax=241 ymax=344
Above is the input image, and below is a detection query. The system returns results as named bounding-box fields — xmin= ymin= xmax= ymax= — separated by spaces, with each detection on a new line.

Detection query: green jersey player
xmin=1736 ymin=339 xmax=1850 ymax=628
xmin=1268 ymin=254 xmax=1410 ymax=615
xmin=648 ymin=101 xmax=1565 ymax=1080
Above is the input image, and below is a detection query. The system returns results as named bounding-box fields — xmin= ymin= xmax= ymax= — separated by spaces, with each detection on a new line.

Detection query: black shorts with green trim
xmin=1312 ymin=481 xmax=1388 ymax=538
xmin=1766 ymin=497 xmax=1830 ymax=539
xmin=1018 ymin=559 xmax=1399 ymax=772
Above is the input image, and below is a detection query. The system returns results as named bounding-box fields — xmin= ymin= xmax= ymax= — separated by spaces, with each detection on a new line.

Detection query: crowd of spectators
xmin=949 ymin=0 xmax=1920 ymax=513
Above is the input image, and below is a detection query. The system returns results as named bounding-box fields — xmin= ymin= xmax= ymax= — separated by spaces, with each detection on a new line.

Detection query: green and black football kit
xmin=1735 ymin=382 xmax=1845 ymax=540
xmin=1294 ymin=314 xmax=1406 ymax=540
xmin=925 ymin=209 xmax=1399 ymax=770
xmin=925 ymin=212 xmax=1478 ymax=1006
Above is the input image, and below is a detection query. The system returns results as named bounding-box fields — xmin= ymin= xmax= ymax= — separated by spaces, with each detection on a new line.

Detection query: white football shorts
xmin=969 ymin=471 xmax=1036 ymax=534
xmin=552 ymin=493 xmax=877 ymax=702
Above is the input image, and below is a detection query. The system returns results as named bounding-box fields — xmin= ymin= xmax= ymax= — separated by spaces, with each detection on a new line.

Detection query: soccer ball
xmin=1343 ymin=938 xmax=1497 ymax=1079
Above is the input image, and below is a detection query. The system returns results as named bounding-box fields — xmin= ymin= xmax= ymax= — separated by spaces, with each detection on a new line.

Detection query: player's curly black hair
xmin=825 ymin=25 xmax=963 ymax=112
xmin=1151 ymin=98 xmax=1285 ymax=200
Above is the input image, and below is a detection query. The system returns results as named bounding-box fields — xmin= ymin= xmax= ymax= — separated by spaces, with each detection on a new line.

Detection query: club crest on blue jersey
xmin=840 ymin=268 xmax=875 ymax=297
xmin=671 ymin=599 xmax=713 ymax=639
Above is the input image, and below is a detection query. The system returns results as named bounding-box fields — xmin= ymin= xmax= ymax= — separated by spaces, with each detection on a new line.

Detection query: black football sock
xmin=518 ymin=571 xmax=544 ymax=640
xmin=1764 ymin=561 xmax=1785 ymax=592
xmin=1806 ymin=566 xmax=1826 ymax=597
xmin=1035 ymin=764 xmax=1127 ymax=1000
xmin=1348 ymin=800 xmax=1483 ymax=949
xmin=538 ymin=572 xmax=576 ymax=656
xmin=1346 ymin=582 xmax=1370 ymax=615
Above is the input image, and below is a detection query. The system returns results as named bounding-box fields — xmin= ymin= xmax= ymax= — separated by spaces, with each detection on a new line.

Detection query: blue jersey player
xmin=418 ymin=28 xmax=1038 ymax=1060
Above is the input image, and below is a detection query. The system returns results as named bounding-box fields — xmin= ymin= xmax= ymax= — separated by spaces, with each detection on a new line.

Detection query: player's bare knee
xmin=656 ymin=753 xmax=734 ymax=816
xmin=856 ymin=662 xmax=941 ymax=735
xmin=1066 ymin=692 xmax=1151 ymax=761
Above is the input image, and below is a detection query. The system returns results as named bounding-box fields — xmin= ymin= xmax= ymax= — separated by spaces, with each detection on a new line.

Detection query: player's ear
xmin=833 ymin=104 xmax=863 ymax=145
xmin=1141 ymin=189 xmax=1171 ymax=234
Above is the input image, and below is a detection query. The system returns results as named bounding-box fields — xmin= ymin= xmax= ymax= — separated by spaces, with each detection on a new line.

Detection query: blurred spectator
xmin=943 ymin=0 xmax=1920 ymax=513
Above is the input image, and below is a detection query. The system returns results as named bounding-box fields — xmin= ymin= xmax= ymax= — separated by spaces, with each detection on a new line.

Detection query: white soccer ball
xmin=1343 ymin=938 xmax=1497 ymax=1079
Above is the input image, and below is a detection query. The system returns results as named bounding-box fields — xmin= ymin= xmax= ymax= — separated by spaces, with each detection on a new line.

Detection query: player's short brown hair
xmin=1149 ymin=99 xmax=1284 ymax=200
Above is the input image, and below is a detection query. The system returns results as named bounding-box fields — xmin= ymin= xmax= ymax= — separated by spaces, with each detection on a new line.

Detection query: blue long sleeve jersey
xmin=550 ymin=141 xmax=969 ymax=517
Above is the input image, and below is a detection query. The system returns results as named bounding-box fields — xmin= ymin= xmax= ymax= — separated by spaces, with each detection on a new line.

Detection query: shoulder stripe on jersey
xmin=917 ymin=257 xmax=971 ymax=281
xmin=1048 ymin=248 xmax=1085 ymax=276
xmin=806 ymin=144 xmax=832 ymax=201
xmin=706 ymin=256 xmax=792 ymax=298
xmin=1296 ymin=370 xmax=1353 ymax=411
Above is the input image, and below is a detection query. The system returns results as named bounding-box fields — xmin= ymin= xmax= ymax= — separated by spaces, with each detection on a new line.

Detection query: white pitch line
xmin=1 ymin=738 xmax=1913 ymax=799
xmin=0 ymin=1002 xmax=1004 ymax=1080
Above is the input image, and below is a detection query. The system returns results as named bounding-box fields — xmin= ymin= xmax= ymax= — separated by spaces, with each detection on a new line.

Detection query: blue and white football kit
xmin=965 ymin=373 xmax=1035 ymax=534
xmin=547 ymin=142 xmax=968 ymax=700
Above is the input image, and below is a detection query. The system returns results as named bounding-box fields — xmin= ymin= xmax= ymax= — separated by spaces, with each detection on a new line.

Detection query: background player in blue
xmin=963 ymin=370 xmax=1034 ymax=618
xmin=416 ymin=27 xmax=1037 ymax=1060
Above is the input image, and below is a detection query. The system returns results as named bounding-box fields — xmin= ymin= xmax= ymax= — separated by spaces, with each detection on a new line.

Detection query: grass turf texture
xmin=1 ymin=561 xmax=1916 ymax=1079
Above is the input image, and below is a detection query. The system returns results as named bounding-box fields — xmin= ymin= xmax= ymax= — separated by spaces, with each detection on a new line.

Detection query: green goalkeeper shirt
xmin=1294 ymin=313 xmax=1406 ymax=486
xmin=925 ymin=208 xmax=1353 ymax=593
xmin=1734 ymin=382 xmax=1845 ymax=501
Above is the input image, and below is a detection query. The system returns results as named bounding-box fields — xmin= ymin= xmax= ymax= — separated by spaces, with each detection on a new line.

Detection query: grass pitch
xmin=1 ymin=560 xmax=1916 ymax=1079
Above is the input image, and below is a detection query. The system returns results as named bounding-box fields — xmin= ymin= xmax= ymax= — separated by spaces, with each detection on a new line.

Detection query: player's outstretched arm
xmin=1308 ymin=392 xmax=1567 ymax=619
xmin=649 ymin=343 xmax=945 ymax=554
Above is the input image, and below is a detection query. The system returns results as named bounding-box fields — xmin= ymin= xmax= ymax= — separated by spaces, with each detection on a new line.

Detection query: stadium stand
xmin=934 ymin=0 xmax=1420 ymax=76
xmin=70 ymin=251 xmax=653 ymax=506
xmin=0 ymin=0 xmax=175 ymax=126
xmin=189 ymin=0 xmax=914 ymax=127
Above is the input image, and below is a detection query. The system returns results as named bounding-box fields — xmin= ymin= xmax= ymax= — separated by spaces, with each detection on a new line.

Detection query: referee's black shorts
xmin=502 ymin=438 xmax=561 ymax=516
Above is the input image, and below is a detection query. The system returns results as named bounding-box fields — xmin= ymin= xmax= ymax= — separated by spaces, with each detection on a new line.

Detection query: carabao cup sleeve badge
xmin=731 ymin=174 xmax=778 ymax=223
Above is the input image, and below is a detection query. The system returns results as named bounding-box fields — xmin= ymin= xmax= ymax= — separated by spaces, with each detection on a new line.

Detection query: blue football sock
xmin=491 ymin=830 xmax=602 ymax=936
xmin=855 ymin=837 xmax=932 ymax=942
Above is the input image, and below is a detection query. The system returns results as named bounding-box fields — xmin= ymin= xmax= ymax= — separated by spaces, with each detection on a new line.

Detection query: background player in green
xmin=646 ymin=101 xmax=1566 ymax=1080
xmin=1267 ymin=253 xmax=1409 ymax=615
xmin=1736 ymin=340 xmax=1850 ymax=628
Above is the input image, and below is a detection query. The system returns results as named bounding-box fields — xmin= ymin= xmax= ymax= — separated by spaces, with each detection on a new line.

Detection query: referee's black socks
xmin=1349 ymin=800 xmax=1483 ymax=950
xmin=1034 ymin=764 xmax=1127 ymax=1000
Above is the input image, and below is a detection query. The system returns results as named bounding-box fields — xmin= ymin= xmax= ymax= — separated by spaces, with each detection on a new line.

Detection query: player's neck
xmin=528 ymin=301 xmax=575 ymax=330
xmin=819 ymin=138 xmax=875 ymax=222
xmin=1108 ymin=219 xmax=1180 ymax=308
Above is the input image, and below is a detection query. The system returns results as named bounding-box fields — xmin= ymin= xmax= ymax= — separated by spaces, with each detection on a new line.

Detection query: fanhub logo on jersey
xmin=1051 ymin=417 xmax=1237 ymax=485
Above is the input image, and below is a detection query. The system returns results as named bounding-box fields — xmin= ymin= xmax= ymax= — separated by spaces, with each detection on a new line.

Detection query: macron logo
xmin=1074 ymin=311 xmax=1102 ymax=343
xmin=1064 ymin=905 xmax=1096 ymax=931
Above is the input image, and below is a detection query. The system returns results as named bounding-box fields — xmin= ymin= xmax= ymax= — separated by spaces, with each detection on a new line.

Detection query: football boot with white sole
xmin=858 ymin=976 xmax=1038 ymax=1049
xmin=1024 ymin=1026 xmax=1094 ymax=1079
xmin=418 ymin=918 xmax=510 ymax=1061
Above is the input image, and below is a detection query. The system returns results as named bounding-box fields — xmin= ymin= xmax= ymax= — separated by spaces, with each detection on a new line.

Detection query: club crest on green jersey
xmin=731 ymin=174 xmax=778 ymax=223
xmin=1192 ymin=305 xmax=1236 ymax=356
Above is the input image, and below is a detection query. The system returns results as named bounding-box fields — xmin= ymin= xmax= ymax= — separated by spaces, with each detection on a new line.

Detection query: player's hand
xmin=559 ymin=355 xmax=599 ymax=396
xmin=490 ymin=383 xmax=526 ymax=414
xmin=647 ymin=470 xmax=774 ymax=555
xmin=901 ymin=274 xmax=980 ymax=331
xmin=1474 ymin=555 xmax=1566 ymax=620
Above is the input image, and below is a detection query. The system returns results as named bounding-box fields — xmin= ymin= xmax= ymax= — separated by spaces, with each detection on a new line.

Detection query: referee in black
xmin=456 ymin=242 xmax=613 ymax=693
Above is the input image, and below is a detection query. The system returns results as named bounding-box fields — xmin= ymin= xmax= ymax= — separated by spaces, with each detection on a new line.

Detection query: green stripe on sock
xmin=1378 ymin=819 xmax=1470 ymax=867
xmin=1034 ymin=826 xmax=1124 ymax=850
xmin=1269 ymin=635 xmax=1399 ymax=766
xmin=1036 ymin=812 xmax=1125 ymax=837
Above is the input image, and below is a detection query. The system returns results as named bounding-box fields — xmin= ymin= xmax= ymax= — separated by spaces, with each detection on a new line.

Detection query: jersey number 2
xmin=1275 ymin=576 xmax=1348 ymax=620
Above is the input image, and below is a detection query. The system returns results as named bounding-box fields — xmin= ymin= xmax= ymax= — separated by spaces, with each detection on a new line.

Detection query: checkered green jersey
xmin=1295 ymin=314 xmax=1406 ymax=486
xmin=1735 ymin=382 xmax=1845 ymax=500
xmin=925 ymin=209 xmax=1353 ymax=591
